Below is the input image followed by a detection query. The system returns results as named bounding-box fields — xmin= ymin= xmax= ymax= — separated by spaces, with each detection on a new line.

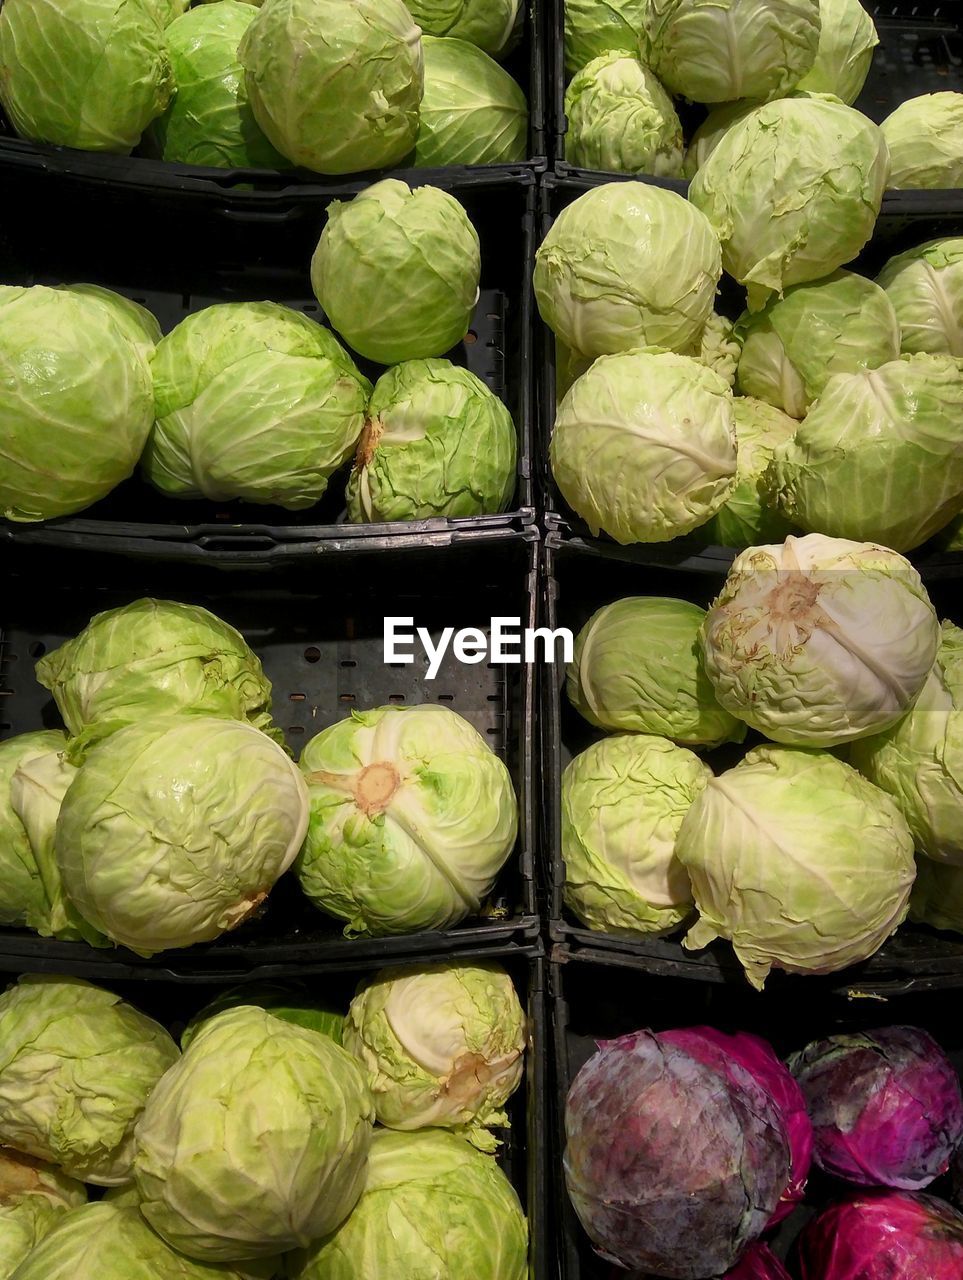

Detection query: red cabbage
xmin=789 ymin=1026 xmax=963 ymax=1190
xmin=798 ymin=1190 xmax=963 ymax=1279
xmin=725 ymin=1243 xmax=792 ymax=1279
xmin=564 ymin=1028 xmax=791 ymax=1279
xmin=661 ymin=1027 xmax=812 ymax=1224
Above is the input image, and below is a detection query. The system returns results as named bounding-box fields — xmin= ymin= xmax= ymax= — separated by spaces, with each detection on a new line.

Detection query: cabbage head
xmin=414 ymin=37 xmax=527 ymax=165
xmin=567 ymin=596 xmax=744 ymax=745
xmin=564 ymin=0 xmax=649 ymax=77
xmin=55 ymin=715 xmax=309 ymax=955
xmin=36 ymin=598 xmax=279 ymax=748
xmin=550 ymin=349 xmax=737 ymax=543
xmin=683 ymin=100 xmax=759 ymax=178
xmin=346 ymin=360 xmax=516 ymax=522
xmin=145 ymin=302 xmax=370 ymax=509
xmin=877 ymin=238 xmax=963 ymax=357
xmin=239 ymin=0 xmax=423 ymax=174
xmin=180 ymin=981 xmax=345 ymax=1049
xmin=0 ymin=1151 xmax=85 ymax=1277
xmin=689 ymin=95 xmax=888 ymax=310
xmin=561 ymin=734 xmax=710 ymax=936
xmin=8 ymin=1202 xmax=276 ymax=1280
xmin=678 ymin=745 xmax=916 ymax=988
xmin=297 ymin=704 xmax=517 ymax=935
xmin=404 ymin=0 xmax=521 ymax=59
xmin=794 ymin=0 xmax=879 ymax=105
xmin=734 ymin=270 xmax=900 ymax=418
xmin=769 ymin=354 xmax=963 ymax=551
xmin=534 ymin=182 xmax=721 ymax=358
xmin=344 ymin=961 xmax=525 ymax=1150
xmin=701 ymin=534 xmax=940 ymax=746
xmin=564 ymin=52 xmax=683 ymax=176
xmin=0 ymin=732 xmax=67 ymax=930
xmin=881 ymin=93 xmax=963 ymax=190
xmin=555 ymin=339 xmax=594 ymax=401
xmin=702 ymin=398 xmax=797 ymax=548
xmin=643 ymin=0 xmax=821 ymax=104
xmin=851 ymin=622 xmax=963 ymax=865
xmin=145 ymin=3 xmax=288 ymax=168
xmin=134 ymin=1006 xmax=374 ymax=1260
xmin=57 ymin=285 xmax=162 ymax=357
xmin=0 ymin=0 xmax=172 ymax=152
xmin=0 ymin=286 xmax=155 ymax=522
xmin=910 ymin=857 xmax=963 ymax=936
xmin=312 ymin=181 xmax=480 ymax=365
xmin=287 ymin=1130 xmax=528 ymax=1280
xmin=0 ymin=976 xmax=178 ymax=1185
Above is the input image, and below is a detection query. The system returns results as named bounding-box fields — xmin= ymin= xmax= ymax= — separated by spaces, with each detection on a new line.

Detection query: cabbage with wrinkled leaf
xmin=877 ymin=238 xmax=963 ymax=357
xmin=701 ymin=398 xmax=797 ymax=548
xmin=405 ymin=0 xmax=521 ymax=56
xmin=0 ymin=732 xmax=68 ymax=931
xmin=563 ymin=0 xmax=649 ymax=77
xmin=564 ymin=53 xmax=684 ymax=177
xmin=0 ymin=1151 xmax=85 ymax=1278
xmin=683 ymin=100 xmax=758 ymax=179
xmin=910 ymin=857 xmax=963 ymax=934
xmin=881 ymin=92 xmax=963 ymax=190
xmin=698 ymin=312 xmax=742 ymax=387
xmin=794 ymin=0 xmax=878 ymax=104
xmin=414 ymin=36 xmax=527 ymax=165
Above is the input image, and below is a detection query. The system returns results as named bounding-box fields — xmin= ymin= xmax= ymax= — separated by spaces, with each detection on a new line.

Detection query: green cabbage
xmin=678 ymin=745 xmax=916 ymax=988
xmin=877 ymin=238 xmax=963 ymax=357
xmin=683 ymin=100 xmax=759 ymax=178
xmin=134 ymin=1006 xmax=374 ymax=1260
xmin=910 ymin=857 xmax=963 ymax=936
xmin=562 ymin=734 xmax=710 ymax=936
xmin=0 ymin=732 xmax=68 ymax=930
xmin=563 ymin=0 xmax=649 ymax=77
xmin=404 ymin=0 xmax=521 ymax=56
xmin=794 ymin=0 xmax=878 ymax=105
xmin=413 ymin=36 xmax=527 ymax=165
xmin=881 ymin=92 xmax=963 ymax=190
xmin=701 ymin=397 xmax=797 ymax=548
xmin=344 ymin=962 xmax=525 ymax=1151
xmin=346 ymin=360 xmax=516 ymax=522
xmin=564 ymin=52 xmax=683 ymax=176
xmin=297 ymin=704 xmax=518 ymax=935
xmin=0 ymin=976 xmax=178 ymax=1185
xmin=180 ymin=982 xmax=345 ymax=1049
xmin=0 ymin=1151 xmax=85 ymax=1277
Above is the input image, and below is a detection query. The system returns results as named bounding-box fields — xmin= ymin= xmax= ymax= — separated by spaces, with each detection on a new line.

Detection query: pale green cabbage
xmin=414 ymin=37 xmax=527 ymax=165
xmin=689 ymin=94 xmax=888 ymax=310
xmin=180 ymin=982 xmax=344 ymax=1049
xmin=701 ymin=533 xmax=941 ymax=746
xmin=794 ymin=0 xmax=878 ymax=105
xmin=297 ymin=704 xmax=518 ymax=935
xmin=678 ymin=745 xmax=916 ymax=988
xmin=567 ymin=596 xmax=744 ymax=744
xmin=683 ymin=100 xmax=759 ymax=179
xmin=288 ymin=1130 xmax=528 ymax=1280
xmin=564 ymin=0 xmax=649 ymax=77
xmin=404 ymin=0 xmax=521 ymax=56
xmin=0 ymin=286 xmax=155 ymax=522
xmin=55 ymin=715 xmax=309 ymax=955
xmin=701 ymin=398 xmax=798 ymax=547
xmin=0 ymin=976 xmax=178 ymax=1185
xmin=562 ymin=734 xmax=710 ymax=936
xmin=881 ymin=92 xmax=963 ymax=189
xmin=910 ymin=857 xmax=963 ymax=936
xmin=850 ymin=622 xmax=963 ymax=865
xmin=0 ymin=0 xmax=172 ymax=152
xmin=346 ymin=360 xmax=516 ymax=522
xmin=239 ymin=0 xmax=423 ymax=174
xmin=555 ymin=340 xmax=594 ymax=402
xmin=0 ymin=732 xmax=67 ymax=930
xmin=769 ymin=354 xmax=963 ymax=551
xmin=311 ymin=181 xmax=481 ymax=365
xmin=644 ymin=0 xmax=821 ymax=103
xmin=0 ymin=1151 xmax=85 ymax=1278
xmin=734 ymin=270 xmax=901 ymax=418
xmin=550 ymin=349 xmax=737 ymax=543
xmin=134 ymin=1006 xmax=374 ymax=1260
xmin=534 ymin=182 xmax=722 ymax=358
xmin=877 ymin=238 xmax=963 ymax=357
xmin=145 ymin=302 xmax=370 ymax=509
xmin=564 ymin=52 xmax=683 ymax=176
xmin=697 ymin=312 xmax=742 ymax=388
xmin=344 ymin=962 xmax=525 ymax=1151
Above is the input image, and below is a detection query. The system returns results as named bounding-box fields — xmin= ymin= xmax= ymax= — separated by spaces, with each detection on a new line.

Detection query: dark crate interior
xmin=0 ymin=174 xmax=535 ymax=546
xmin=552 ymin=949 xmax=963 ymax=1280
xmin=545 ymin=539 xmax=963 ymax=988
xmin=0 ymin=536 xmax=537 ymax=973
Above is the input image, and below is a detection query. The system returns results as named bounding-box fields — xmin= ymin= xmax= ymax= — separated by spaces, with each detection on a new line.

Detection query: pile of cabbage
xmin=0 ymin=181 xmax=518 ymax=525
xmin=559 ymin=531 xmax=963 ymax=987
xmin=539 ymin=174 xmax=963 ymax=549
xmin=0 ymin=596 xmax=518 ymax=955
xmin=563 ymin=0 xmax=963 ymax=194
xmin=0 ymin=0 xmax=529 ymax=170
xmin=0 ymin=959 xmax=529 ymax=1278
xmin=565 ymin=1017 xmax=963 ymax=1278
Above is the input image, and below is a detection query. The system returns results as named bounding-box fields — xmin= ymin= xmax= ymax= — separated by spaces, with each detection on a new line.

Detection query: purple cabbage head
xmin=661 ymin=1027 xmax=812 ymax=1225
xmin=798 ymin=1190 xmax=963 ymax=1279
xmin=564 ymin=1028 xmax=791 ymax=1279
xmin=789 ymin=1026 xmax=963 ymax=1190
xmin=725 ymin=1244 xmax=792 ymax=1279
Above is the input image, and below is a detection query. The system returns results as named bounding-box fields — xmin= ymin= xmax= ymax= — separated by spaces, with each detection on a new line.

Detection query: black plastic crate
xmin=0 ymin=1 xmax=547 ymax=191
xmin=551 ymin=0 xmax=963 ymax=180
xmin=550 ymin=946 xmax=963 ymax=1280
xmin=537 ymin=173 xmax=963 ymax=576
xmin=0 ymin=173 xmax=536 ymax=562
xmin=543 ymin=536 xmax=963 ymax=993
xmin=0 ymin=533 xmax=538 ymax=973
